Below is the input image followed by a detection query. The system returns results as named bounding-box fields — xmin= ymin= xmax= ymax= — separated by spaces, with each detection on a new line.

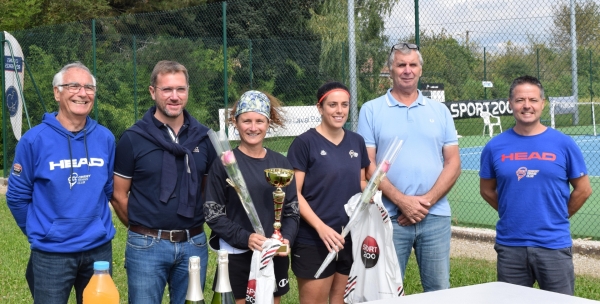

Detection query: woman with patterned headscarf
xmin=204 ymin=91 xmax=300 ymax=304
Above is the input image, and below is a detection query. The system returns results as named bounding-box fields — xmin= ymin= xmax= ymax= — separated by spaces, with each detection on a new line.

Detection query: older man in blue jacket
xmin=7 ymin=62 xmax=116 ymax=304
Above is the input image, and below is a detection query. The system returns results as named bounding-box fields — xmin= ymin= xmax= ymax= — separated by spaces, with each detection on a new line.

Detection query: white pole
xmin=348 ymin=0 xmax=358 ymax=131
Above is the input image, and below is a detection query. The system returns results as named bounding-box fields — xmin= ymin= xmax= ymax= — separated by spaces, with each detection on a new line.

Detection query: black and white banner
xmin=443 ymin=99 xmax=513 ymax=119
xmin=4 ymin=31 xmax=24 ymax=140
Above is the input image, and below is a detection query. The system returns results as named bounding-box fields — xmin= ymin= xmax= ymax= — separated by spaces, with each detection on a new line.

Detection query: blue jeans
xmin=25 ymin=241 xmax=112 ymax=304
xmin=495 ymin=243 xmax=575 ymax=295
xmin=125 ymin=230 xmax=208 ymax=304
xmin=392 ymin=214 xmax=451 ymax=292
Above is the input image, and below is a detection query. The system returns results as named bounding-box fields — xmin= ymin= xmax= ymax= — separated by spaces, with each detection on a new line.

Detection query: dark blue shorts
xmin=291 ymin=237 xmax=353 ymax=279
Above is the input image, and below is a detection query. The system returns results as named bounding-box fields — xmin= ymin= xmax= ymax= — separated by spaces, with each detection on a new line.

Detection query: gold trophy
xmin=264 ymin=168 xmax=294 ymax=253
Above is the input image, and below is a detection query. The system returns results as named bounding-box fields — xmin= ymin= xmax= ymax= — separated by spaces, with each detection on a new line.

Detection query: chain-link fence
xmin=2 ymin=0 xmax=600 ymax=238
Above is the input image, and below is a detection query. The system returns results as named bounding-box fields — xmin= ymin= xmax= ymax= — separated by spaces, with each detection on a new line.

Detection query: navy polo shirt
xmin=287 ymin=128 xmax=370 ymax=245
xmin=114 ymin=114 xmax=215 ymax=229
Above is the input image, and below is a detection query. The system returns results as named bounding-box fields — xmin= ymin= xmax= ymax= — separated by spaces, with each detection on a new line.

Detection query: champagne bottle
xmin=185 ymin=256 xmax=205 ymax=304
xmin=211 ymin=250 xmax=236 ymax=304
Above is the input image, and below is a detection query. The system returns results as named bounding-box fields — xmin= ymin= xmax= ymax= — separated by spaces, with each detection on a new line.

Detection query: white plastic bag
xmin=343 ymin=191 xmax=404 ymax=303
xmin=245 ymin=239 xmax=281 ymax=304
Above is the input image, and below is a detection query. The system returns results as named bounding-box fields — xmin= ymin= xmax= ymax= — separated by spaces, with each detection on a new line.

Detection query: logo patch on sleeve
xmin=12 ymin=163 xmax=22 ymax=176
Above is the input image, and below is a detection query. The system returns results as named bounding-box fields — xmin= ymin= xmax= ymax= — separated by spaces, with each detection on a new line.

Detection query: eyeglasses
xmin=390 ymin=42 xmax=420 ymax=54
xmin=58 ymin=83 xmax=96 ymax=94
xmin=154 ymin=86 xmax=189 ymax=96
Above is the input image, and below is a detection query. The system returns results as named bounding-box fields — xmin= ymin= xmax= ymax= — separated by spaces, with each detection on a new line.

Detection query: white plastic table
xmin=366 ymin=282 xmax=599 ymax=304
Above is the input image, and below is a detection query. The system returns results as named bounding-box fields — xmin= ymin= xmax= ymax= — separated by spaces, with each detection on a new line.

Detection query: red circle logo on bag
xmin=246 ymin=279 xmax=256 ymax=304
xmin=361 ymin=236 xmax=380 ymax=268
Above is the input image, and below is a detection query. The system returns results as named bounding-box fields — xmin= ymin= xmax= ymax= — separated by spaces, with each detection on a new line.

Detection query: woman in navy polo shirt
xmin=287 ymin=82 xmax=370 ymax=304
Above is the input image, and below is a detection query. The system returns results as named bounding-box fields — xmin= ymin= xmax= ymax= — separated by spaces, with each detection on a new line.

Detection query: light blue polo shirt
xmin=357 ymin=89 xmax=458 ymax=217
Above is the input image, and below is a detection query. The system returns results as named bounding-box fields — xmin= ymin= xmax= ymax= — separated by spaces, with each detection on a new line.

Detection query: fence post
xmin=570 ymin=0 xmax=578 ymax=101
xmin=223 ymin=1 xmax=228 ymax=136
xmin=92 ymin=19 xmax=98 ymax=121
xmin=133 ymin=35 xmax=138 ymax=122
xmin=414 ymin=0 xmax=420 ymax=46
xmin=536 ymin=48 xmax=540 ymax=80
xmin=249 ymin=39 xmax=253 ymax=90
xmin=590 ymin=49 xmax=593 ymax=104
xmin=484 ymin=47 xmax=487 ymax=99
xmin=1 ymin=31 xmax=6 ymax=178
xmin=348 ymin=0 xmax=358 ymax=131
xmin=414 ymin=0 xmax=420 ymax=90
xmin=342 ymin=41 xmax=346 ymax=84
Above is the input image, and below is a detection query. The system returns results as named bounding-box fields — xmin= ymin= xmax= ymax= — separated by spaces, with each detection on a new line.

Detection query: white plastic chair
xmin=480 ymin=111 xmax=502 ymax=137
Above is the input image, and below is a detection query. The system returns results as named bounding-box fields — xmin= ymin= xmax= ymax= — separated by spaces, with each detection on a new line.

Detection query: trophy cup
xmin=264 ymin=168 xmax=294 ymax=253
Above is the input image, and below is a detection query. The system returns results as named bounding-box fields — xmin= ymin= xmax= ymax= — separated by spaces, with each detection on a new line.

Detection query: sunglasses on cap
xmin=390 ymin=42 xmax=420 ymax=55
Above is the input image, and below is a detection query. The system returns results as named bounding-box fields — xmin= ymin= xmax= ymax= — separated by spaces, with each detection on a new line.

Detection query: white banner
xmin=4 ymin=31 xmax=25 ymax=141
xmin=218 ymin=105 xmax=321 ymax=140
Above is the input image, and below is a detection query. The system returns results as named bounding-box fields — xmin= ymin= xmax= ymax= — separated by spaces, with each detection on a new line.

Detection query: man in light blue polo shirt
xmin=357 ymin=42 xmax=461 ymax=292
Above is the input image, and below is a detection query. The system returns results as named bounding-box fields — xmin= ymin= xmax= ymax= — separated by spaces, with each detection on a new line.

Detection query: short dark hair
xmin=509 ymin=75 xmax=545 ymax=100
xmin=316 ymin=81 xmax=349 ymax=105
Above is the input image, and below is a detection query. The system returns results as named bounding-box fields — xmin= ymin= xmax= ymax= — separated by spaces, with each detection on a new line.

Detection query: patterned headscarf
xmin=234 ymin=90 xmax=271 ymax=119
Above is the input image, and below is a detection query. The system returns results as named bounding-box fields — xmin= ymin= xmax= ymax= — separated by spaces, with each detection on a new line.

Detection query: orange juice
xmin=83 ymin=261 xmax=119 ymax=304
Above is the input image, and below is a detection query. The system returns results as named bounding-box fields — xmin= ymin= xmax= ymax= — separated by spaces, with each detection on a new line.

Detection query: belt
xmin=129 ymin=225 xmax=204 ymax=243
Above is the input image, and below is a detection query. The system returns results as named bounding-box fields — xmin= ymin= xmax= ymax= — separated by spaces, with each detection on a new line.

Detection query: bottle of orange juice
xmin=83 ymin=261 xmax=119 ymax=304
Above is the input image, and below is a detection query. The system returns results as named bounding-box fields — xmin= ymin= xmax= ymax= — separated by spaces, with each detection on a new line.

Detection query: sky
xmin=383 ymin=0 xmax=574 ymax=53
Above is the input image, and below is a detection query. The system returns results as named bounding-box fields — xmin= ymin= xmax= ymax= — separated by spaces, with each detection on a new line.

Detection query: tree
xmin=552 ymin=0 xmax=600 ymax=48
xmin=216 ymin=0 xmax=322 ymax=104
xmin=108 ymin=0 xmax=210 ymax=14
xmin=0 ymin=0 xmax=113 ymax=30
xmin=418 ymin=30 xmax=480 ymax=101
xmin=489 ymin=41 xmax=534 ymax=82
xmin=0 ymin=0 xmax=216 ymax=31
xmin=307 ymin=1 xmax=349 ymax=82
xmin=308 ymin=0 xmax=395 ymax=104
xmin=0 ymin=0 xmax=43 ymax=31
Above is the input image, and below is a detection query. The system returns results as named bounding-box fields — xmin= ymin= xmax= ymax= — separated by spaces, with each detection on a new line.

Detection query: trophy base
xmin=277 ymin=244 xmax=288 ymax=253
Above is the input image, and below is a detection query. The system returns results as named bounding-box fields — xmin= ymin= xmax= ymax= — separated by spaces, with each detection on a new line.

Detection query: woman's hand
xmin=316 ymin=224 xmax=345 ymax=252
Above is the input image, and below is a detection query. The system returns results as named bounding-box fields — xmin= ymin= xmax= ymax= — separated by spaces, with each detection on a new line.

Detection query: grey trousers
xmin=494 ymin=243 xmax=575 ymax=295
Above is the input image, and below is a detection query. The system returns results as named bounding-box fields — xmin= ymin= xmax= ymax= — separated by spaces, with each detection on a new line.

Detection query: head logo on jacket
xmin=49 ymin=158 xmax=104 ymax=170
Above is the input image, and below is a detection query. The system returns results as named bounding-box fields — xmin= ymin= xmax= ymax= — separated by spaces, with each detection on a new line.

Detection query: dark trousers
xmin=26 ymin=241 xmax=112 ymax=304
xmin=494 ymin=243 xmax=575 ymax=295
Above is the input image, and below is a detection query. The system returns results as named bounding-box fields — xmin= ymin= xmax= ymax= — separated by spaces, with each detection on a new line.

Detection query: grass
xmin=2 ymin=196 xmax=600 ymax=303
